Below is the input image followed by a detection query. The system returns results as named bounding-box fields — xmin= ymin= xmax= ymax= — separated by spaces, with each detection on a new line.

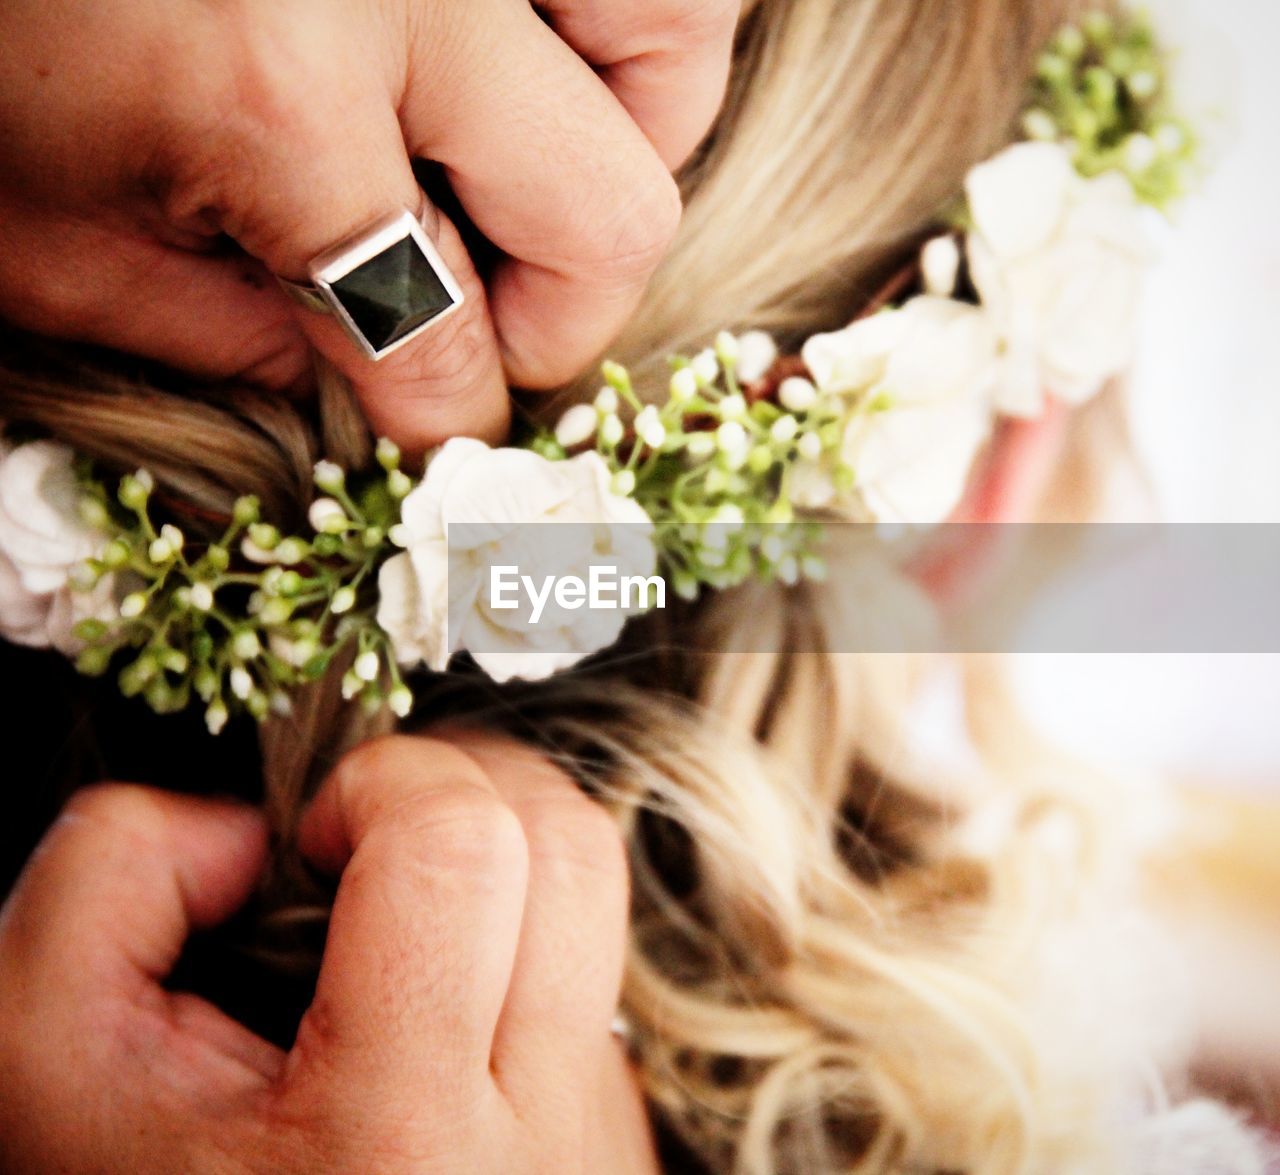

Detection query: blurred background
xmin=1015 ymin=0 xmax=1280 ymax=786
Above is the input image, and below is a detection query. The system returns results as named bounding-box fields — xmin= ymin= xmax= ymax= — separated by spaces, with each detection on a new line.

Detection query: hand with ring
xmin=0 ymin=0 xmax=741 ymax=450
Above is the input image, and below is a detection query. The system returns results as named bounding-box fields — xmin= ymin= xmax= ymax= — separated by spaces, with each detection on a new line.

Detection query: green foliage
xmin=1024 ymin=9 xmax=1197 ymax=208
xmin=71 ymin=457 xmax=411 ymax=734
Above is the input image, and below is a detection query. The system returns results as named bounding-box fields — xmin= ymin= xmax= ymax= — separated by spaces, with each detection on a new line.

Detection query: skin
xmin=0 ymin=0 xmax=739 ymax=452
xmin=0 ymin=733 xmax=658 ymax=1173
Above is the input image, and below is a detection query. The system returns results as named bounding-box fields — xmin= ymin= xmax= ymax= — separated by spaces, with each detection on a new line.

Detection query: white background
xmin=1016 ymin=0 xmax=1280 ymax=784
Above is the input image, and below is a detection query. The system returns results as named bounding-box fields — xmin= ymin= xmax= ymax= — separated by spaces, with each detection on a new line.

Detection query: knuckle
xmin=522 ymin=793 xmax=628 ymax=898
xmin=659 ymin=0 xmax=741 ymax=41
xmin=333 ymin=734 xmax=421 ymax=793
xmin=588 ymin=168 xmax=683 ymax=284
xmin=377 ymin=294 xmax=498 ymax=406
xmin=417 ymin=790 xmax=527 ymax=881
xmin=4 ymin=261 xmax=102 ymax=340
xmin=62 ymin=782 xmax=165 ymax=836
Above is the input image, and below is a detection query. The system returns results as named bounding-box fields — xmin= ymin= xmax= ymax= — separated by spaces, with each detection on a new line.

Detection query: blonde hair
xmin=2 ymin=1 xmax=1202 ymax=1171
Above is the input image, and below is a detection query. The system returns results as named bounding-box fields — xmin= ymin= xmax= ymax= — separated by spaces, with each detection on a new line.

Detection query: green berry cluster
xmin=1024 ymin=9 xmax=1196 ymax=208
xmin=534 ymin=334 xmax=829 ymax=600
xmin=71 ymin=441 xmax=412 ymax=734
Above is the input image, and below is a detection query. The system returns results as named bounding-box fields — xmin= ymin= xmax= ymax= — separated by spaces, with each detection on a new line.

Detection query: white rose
xmin=964 ymin=141 xmax=1155 ymax=416
xmin=801 ymin=297 xmax=997 ymax=524
xmin=377 ymin=438 xmax=656 ymax=683
xmin=0 ymin=440 xmax=111 ymax=653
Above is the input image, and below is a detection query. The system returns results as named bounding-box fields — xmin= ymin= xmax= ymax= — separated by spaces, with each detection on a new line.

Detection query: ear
xmin=912 ymin=399 xmax=1069 ymax=605
xmin=952 ymin=400 xmax=1069 ymax=526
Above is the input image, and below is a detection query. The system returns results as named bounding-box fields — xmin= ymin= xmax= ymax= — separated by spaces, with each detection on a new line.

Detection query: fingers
xmin=1 ymin=785 xmax=268 ymax=992
xmin=0 ymin=209 xmax=310 ymax=391
xmin=289 ymin=736 xmax=528 ymax=1110
xmin=443 ymin=733 xmax=630 ymax=1109
xmin=540 ymin=0 xmax=741 ymax=169
xmin=291 ymin=733 xmax=629 ymax=1120
xmin=400 ymin=1 xmax=682 ymax=388
xmin=158 ymin=18 xmax=508 ymax=452
xmin=0 ymin=787 xmax=281 ymax=1171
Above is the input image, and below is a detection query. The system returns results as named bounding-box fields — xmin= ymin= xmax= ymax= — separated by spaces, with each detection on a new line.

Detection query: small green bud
xmin=245 ymin=690 xmax=270 ymax=721
xmin=73 ymin=618 xmax=109 ymax=642
xmin=119 ymin=655 xmax=156 ymax=697
xmin=229 ymin=666 xmax=254 ymax=700
xmin=713 ymin=330 xmax=739 ymax=367
xmin=601 ymin=360 xmax=629 ymax=391
xmin=354 ymin=650 xmax=381 ymax=683
xmin=1083 ymin=66 xmax=1118 ymax=111
xmin=308 ymin=498 xmax=349 ymax=535
xmin=248 ymin=523 xmax=280 ymax=551
xmin=119 ymin=592 xmax=148 ymax=620
xmin=313 ymin=460 xmax=346 ymax=494
xmin=190 ymin=582 xmax=215 ymax=612
xmin=205 ymin=700 xmax=230 ymax=736
xmin=118 ymin=473 xmax=151 ymax=511
xmin=68 ymin=561 xmax=101 ymax=591
xmin=1126 ymin=70 xmax=1159 ymax=102
xmin=386 ymin=469 xmax=412 ymax=499
xmin=192 ymin=631 xmax=215 ymax=661
xmin=159 ymin=648 xmax=189 ymax=675
xmin=75 ymin=645 xmax=114 ymax=677
xmin=1104 ymin=47 xmax=1134 ymax=78
xmin=747 ymin=444 xmax=774 ymax=475
xmin=1082 ymin=11 xmax=1112 ymax=42
xmin=1035 ymin=52 xmax=1071 ymax=84
xmin=275 ymin=570 xmax=303 ymax=596
xmin=203 ymin=545 xmax=231 ymax=573
xmin=148 ymin=536 xmax=175 ymax=564
xmin=259 ymin=598 xmax=293 ymax=626
xmin=78 ymin=497 xmax=111 ymax=530
xmin=388 ymin=685 xmax=413 ymax=719
xmin=362 ymin=527 xmax=385 ymax=549
xmin=145 ymin=678 xmax=176 ymax=714
xmin=1022 ymin=108 xmax=1059 ymax=142
xmin=331 ymin=585 xmax=357 ymax=615
xmin=194 ymin=665 xmax=219 ymax=701
xmin=672 ymin=570 xmax=700 ymax=601
xmin=232 ymin=630 xmax=262 ymax=660
xmin=101 ymin=539 xmax=131 ymax=570
xmin=312 ymin=533 xmax=341 ymax=557
xmin=376 ymin=437 xmax=401 ymax=471
xmin=274 ymin=538 xmax=309 ymax=565
xmin=233 ymin=495 xmax=261 ymax=526
xmin=1055 ymin=25 xmax=1085 ymax=60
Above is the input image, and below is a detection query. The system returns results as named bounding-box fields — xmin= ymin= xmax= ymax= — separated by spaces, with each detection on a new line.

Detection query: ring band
xmin=277 ymin=200 xmax=464 ymax=361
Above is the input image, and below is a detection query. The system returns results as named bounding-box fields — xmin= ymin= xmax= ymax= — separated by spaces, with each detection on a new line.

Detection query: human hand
xmin=0 ymin=0 xmax=738 ymax=451
xmin=0 ymin=734 xmax=655 ymax=1173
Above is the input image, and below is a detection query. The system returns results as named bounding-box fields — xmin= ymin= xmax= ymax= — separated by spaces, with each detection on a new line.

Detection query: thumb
xmin=3 ymin=786 xmax=267 ymax=990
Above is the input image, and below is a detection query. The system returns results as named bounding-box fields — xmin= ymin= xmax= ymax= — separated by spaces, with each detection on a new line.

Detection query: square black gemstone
xmin=327 ymin=234 xmax=456 ymax=354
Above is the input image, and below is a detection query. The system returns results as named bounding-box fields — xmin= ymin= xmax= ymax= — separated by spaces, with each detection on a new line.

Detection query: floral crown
xmin=0 ymin=11 xmax=1198 ymax=734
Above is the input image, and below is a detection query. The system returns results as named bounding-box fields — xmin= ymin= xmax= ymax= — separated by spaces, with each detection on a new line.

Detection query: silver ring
xmin=277 ymin=201 xmax=464 ymax=362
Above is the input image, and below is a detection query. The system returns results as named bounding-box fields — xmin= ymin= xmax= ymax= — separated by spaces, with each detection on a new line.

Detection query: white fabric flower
xmin=964 ymin=141 xmax=1155 ymax=416
xmin=377 ymin=438 xmax=656 ymax=683
xmin=0 ymin=440 xmax=112 ymax=652
xmin=801 ymin=297 xmax=997 ymax=524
